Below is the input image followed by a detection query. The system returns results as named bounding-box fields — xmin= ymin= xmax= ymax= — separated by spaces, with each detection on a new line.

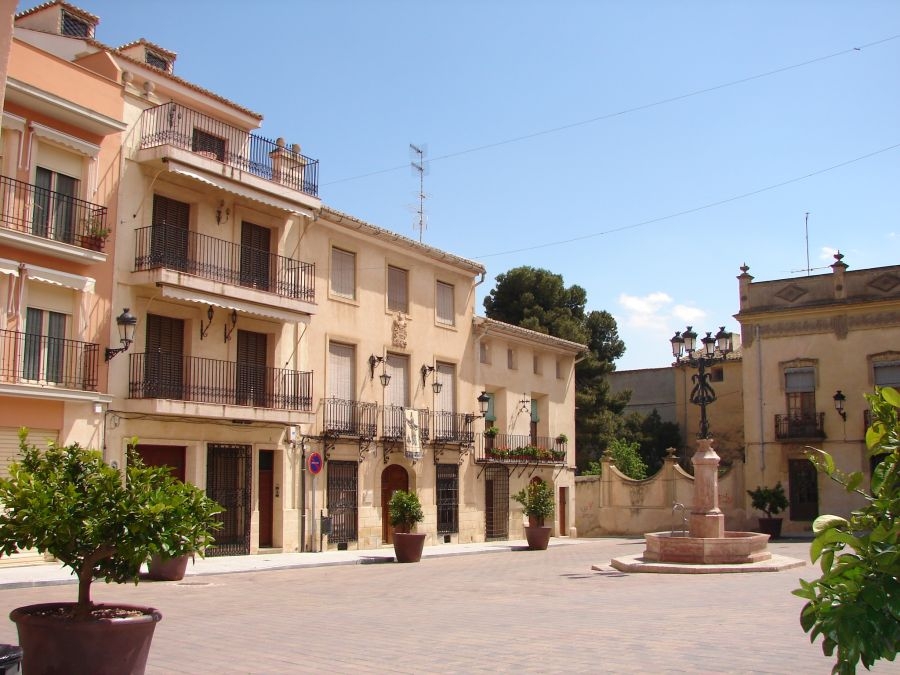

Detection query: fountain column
xmin=689 ymin=438 xmax=724 ymax=538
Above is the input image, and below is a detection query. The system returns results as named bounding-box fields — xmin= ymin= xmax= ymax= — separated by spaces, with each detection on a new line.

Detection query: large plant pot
xmin=524 ymin=525 xmax=552 ymax=551
xmin=147 ymin=553 xmax=191 ymax=581
xmin=756 ymin=517 xmax=783 ymax=539
xmin=11 ymin=602 xmax=162 ymax=675
xmin=392 ymin=532 xmax=426 ymax=563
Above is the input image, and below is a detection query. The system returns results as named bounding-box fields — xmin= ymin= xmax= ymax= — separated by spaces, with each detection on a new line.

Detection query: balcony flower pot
xmin=512 ymin=480 xmax=555 ymax=551
xmin=747 ymin=482 xmax=789 ymax=539
xmin=389 ymin=489 xmax=425 ymax=563
xmin=0 ymin=433 xmax=222 ymax=675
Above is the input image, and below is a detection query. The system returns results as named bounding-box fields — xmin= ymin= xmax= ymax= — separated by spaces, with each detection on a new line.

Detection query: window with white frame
xmin=331 ymin=248 xmax=356 ymax=300
xmin=785 ymin=367 xmax=816 ymax=419
xmin=23 ymin=307 xmax=67 ymax=384
xmin=436 ymin=281 xmax=454 ymax=326
xmin=387 ymin=265 xmax=409 ymax=313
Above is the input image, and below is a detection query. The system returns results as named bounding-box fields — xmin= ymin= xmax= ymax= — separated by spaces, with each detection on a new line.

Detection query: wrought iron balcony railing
xmin=0 ymin=175 xmax=109 ymax=251
xmin=139 ymin=102 xmax=319 ymax=197
xmin=134 ymin=223 xmax=315 ymax=303
xmin=323 ymin=397 xmax=377 ymax=438
xmin=0 ymin=329 xmax=99 ymax=391
xmin=774 ymin=413 xmax=826 ymax=440
xmin=381 ymin=405 xmax=430 ymax=442
xmin=128 ymin=352 xmax=312 ymax=410
xmin=431 ymin=411 xmax=476 ymax=445
xmin=476 ymin=433 xmax=566 ymax=464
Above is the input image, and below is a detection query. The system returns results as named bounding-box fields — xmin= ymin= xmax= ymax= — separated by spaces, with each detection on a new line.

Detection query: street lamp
xmin=105 ymin=308 xmax=138 ymax=361
xmin=670 ymin=325 xmax=733 ymax=439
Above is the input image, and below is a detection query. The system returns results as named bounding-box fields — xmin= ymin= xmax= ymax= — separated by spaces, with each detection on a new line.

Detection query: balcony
xmin=381 ymin=405 xmax=430 ymax=442
xmin=138 ymin=102 xmax=319 ymax=198
xmin=134 ymin=223 xmax=315 ymax=303
xmin=431 ymin=411 xmax=476 ymax=445
xmin=0 ymin=174 xmax=109 ymax=255
xmin=0 ymin=329 xmax=99 ymax=391
xmin=323 ymin=398 xmax=377 ymax=438
xmin=476 ymin=433 xmax=567 ymax=464
xmin=774 ymin=413 xmax=826 ymax=440
xmin=127 ymin=352 xmax=312 ymax=410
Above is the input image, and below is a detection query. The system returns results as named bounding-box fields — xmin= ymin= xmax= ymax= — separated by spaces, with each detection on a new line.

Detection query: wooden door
xmin=145 ymin=314 xmax=185 ymax=399
xmin=136 ymin=444 xmax=186 ymax=482
xmin=240 ymin=221 xmax=270 ymax=291
xmin=789 ymin=458 xmax=819 ymax=521
xmin=380 ymin=464 xmax=409 ymax=545
xmin=558 ymin=486 xmax=568 ymax=536
xmin=237 ymin=330 xmax=267 ymax=407
xmin=258 ymin=450 xmax=274 ymax=547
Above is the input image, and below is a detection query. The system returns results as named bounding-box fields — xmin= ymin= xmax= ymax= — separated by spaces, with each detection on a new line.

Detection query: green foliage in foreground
xmin=794 ymin=387 xmax=900 ymax=674
xmin=388 ymin=489 xmax=424 ymax=533
xmin=0 ymin=432 xmax=222 ymax=615
xmin=582 ymin=438 xmax=648 ymax=480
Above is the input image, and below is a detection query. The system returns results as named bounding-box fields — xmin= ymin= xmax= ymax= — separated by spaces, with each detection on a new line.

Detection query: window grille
xmin=436 ymin=464 xmax=459 ymax=534
xmin=61 ymin=11 xmax=90 ymax=37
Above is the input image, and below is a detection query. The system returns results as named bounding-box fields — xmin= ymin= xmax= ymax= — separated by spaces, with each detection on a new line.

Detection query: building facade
xmin=736 ymin=254 xmax=900 ymax=533
xmin=7 ymin=1 xmax=583 ymax=557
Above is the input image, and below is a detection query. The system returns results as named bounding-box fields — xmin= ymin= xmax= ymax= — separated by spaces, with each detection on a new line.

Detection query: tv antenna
xmin=410 ymin=143 xmax=428 ymax=242
xmin=789 ymin=212 xmax=828 ymax=275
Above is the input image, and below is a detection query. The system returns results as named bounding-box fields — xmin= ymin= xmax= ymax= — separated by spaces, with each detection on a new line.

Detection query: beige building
xmin=9 ymin=1 xmax=583 ymax=556
xmin=736 ymin=254 xmax=900 ymax=533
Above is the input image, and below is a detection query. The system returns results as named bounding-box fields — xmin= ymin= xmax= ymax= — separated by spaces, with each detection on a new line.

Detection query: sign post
xmin=307 ymin=452 xmax=323 ymax=551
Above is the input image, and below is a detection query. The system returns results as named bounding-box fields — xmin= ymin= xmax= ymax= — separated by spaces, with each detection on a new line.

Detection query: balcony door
xmin=384 ymin=353 xmax=409 ymax=437
xmin=236 ymin=330 xmax=267 ymax=407
xmin=32 ymin=167 xmax=77 ymax=244
xmin=151 ymin=194 xmax=190 ymax=271
xmin=326 ymin=342 xmax=355 ymax=433
xmin=434 ymin=362 xmax=456 ymax=440
xmin=240 ymin=221 xmax=270 ymax=291
xmin=23 ymin=308 xmax=66 ymax=384
xmin=785 ymin=367 xmax=817 ymax=436
xmin=145 ymin=314 xmax=184 ymax=399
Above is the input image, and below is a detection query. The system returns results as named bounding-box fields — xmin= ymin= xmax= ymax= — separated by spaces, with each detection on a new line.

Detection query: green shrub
xmin=794 ymin=387 xmax=900 ymax=674
xmin=512 ymin=480 xmax=555 ymax=526
xmin=747 ymin=482 xmax=789 ymax=518
xmin=388 ymin=489 xmax=424 ymax=533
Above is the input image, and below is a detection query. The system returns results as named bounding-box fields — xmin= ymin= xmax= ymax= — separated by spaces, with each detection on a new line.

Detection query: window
xmin=327 ymin=342 xmax=355 ymax=400
xmin=435 ymin=362 xmax=455 ymax=412
xmin=874 ymin=361 xmax=900 ymax=388
xmin=61 ymin=11 xmax=91 ymax=37
xmin=435 ymin=281 xmax=454 ymax=326
xmin=507 ymin=348 xmax=517 ymax=370
xmin=33 ymin=167 xmax=78 ymax=243
xmin=479 ymin=341 xmax=490 ymax=365
xmin=530 ymin=399 xmax=539 ymax=445
xmin=556 ymin=358 xmax=563 ymax=380
xmin=236 ymin=330 xmax=268 ymax=407
xmin=144 ymin=314 xmax=185 ymax=399
xmin=151 ymin=194 xmax=190 ymax=270
xmin=387 ymin=266 xmax=408 ymax=313
xmin=710 ymin=367 xmax=724 ymax=383
xmin=191 ymin=129 xmax=225 ymax=161
xmin=533 ymin=355 xmax=541 ymax=375
xmin=436 ymin=464 xmax=459 ymax=535
xmin=384 ymin=353 xmax=409 ymax=408
xmin=785 ymin=367 xmax=816 ymax=418
xmin=483 ymin=392 xmax=496 ymax=423
xmin=331 ymin=248 xmax=356 ymax=300
xmin=240 ymin=221 xmax=270 ymax=291
xmin=23 ymin=308 xmax=66 ymax=384
xmin=145 ymin=51 xmax=170 ymax=71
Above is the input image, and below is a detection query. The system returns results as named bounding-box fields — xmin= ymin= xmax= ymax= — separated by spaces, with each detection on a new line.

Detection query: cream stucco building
xmin=5 ymin=1 xmax=583 ymax=557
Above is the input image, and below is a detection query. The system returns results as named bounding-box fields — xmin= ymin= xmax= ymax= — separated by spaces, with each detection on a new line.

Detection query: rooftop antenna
xmin=804 ymin=211 xmax=811 ymax=277
xmin=410 ymin=143 xmax=428 ymax=242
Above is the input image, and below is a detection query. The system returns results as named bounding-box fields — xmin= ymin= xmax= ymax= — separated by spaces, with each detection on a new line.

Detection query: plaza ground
xmin=0 ymin=537 xmax=896 ymax=674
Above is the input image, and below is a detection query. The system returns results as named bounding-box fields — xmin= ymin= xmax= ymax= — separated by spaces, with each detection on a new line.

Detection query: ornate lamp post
xmin=670 ymin=326 xmax=733 ymax=439
xmin=669 ymin=325 xmax=733 ymax=540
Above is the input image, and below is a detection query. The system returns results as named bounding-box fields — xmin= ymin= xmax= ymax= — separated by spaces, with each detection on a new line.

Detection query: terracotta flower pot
xmin=523 ymin=525 xmax=552 ymax=550
xmin=392 ymin=532 xmax=426 ymax=563
xmin=147 ymin=553 xmax=191 ymax=581
xmin=11 ymin=602 xmax=161 ymax=675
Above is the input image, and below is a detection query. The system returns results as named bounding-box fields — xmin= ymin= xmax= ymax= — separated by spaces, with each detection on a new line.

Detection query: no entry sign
xmin=307 ymin=451 xmax=323 ymax=475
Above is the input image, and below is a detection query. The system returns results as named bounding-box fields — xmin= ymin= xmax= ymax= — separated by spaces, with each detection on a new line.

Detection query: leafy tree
xmin=622 ymin=409 xmax=682 ymax=474
xmin=581 ymin=438 xmax=648 ymax=480
xmin=483 ymin=266 xmax=626 ymax=470
xmin=793 ymin=387 xmax=900 ymax=674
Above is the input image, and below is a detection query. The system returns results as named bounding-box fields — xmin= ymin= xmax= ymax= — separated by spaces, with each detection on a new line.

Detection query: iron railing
xmin=432 ymin=411 xmax=476 ymax=444
xmin=139 ymin=102 xmax=319 ymax=197
xmin=134 ymin=223 xmax=315 ymax=302
xmin=381 ymin=405 xmax=430 ymax=442
xmin=0 ymin=329 xmax=98 ymax=391
xmin=0 ymin=175 xmax=109 ymax=251
xmin=476 ymin=432 xmax=566 ymax=464
xmin=127 ymin=352 xmax=312 ymax=410
xmin=774 ymin=413 xmax=826 ymax=440
xmin=323 ymin=398 xmax=377 ymax=438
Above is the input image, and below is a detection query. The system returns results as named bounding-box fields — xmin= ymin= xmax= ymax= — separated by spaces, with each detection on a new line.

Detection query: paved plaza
xmin=0 ymin=537 xmax=896 ymax=674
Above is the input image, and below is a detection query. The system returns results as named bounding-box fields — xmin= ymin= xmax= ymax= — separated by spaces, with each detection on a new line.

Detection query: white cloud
xmin=820 ymin=246 xmax=838 ymax=262
xmin=671 ymin=304 xmax=706 ymax=323
xmin=618 ymin=291 xmax=671 ymax=315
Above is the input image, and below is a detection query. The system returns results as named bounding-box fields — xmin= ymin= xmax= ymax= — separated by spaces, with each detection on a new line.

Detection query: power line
xmin=473 ymin=142 xmax=900 ymax=259
xmin=322 ymin=34 xmax=900 ymax=187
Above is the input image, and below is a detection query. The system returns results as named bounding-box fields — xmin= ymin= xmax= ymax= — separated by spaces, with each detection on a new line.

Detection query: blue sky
xmin=62 ymin=1 xmax=900 ymax=370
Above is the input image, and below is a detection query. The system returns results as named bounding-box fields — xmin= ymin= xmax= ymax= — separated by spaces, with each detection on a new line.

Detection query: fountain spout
xmin=671 ymin=503 xmax=688 ymax=537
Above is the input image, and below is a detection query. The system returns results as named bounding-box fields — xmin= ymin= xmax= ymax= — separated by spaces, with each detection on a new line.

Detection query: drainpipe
xmin=756 ymin=324 xmax=765 ymax=475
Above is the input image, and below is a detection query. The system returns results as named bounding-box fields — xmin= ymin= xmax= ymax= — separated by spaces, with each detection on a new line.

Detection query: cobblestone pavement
xmin=0 ymin=538 xmax=896 ymax=674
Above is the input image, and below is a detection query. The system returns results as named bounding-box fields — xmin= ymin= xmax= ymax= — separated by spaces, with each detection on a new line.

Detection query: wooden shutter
xmin=240 ymin=221 xmax=270 ymax=290
xmin=331 ymin=248 xmax=355 ymax=299
xmin=328 ymin=342 xmax=354 ymax=400
xmin=388 ymin=266 xmax=408 ymax=313
xmin=436 ymin=281 xmax=454 ymax=325
xmin=237 ymin=330 xmax=267 ymax=406
xmin=145 ymin=314 xmax=185 ymax=399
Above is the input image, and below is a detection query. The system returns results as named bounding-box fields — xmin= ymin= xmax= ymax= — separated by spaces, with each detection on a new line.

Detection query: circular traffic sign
xmin=307 ymin=451 xmax=323 ymax=475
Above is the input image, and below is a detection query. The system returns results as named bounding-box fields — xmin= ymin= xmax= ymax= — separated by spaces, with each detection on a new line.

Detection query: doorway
xmin=558 ymin=486 xmax=568 ymax=536
xmin=381 ymin=464 xmax=409 ymax=544
xmin=258 ymin=450 xmax=274 ymax=548
xmin=484 ymin=466 xmax=509 ymax=541
xmin=788 ymin=458 xmax=819 ymax=521
xmin=206 ymin=444 xmax=252 ymax=556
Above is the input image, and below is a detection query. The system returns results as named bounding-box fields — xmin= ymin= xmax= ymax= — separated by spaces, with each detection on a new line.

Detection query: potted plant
xmin=388 ymin=489 xmax=425 ymax=563
xmin=81 ymin=216 xmax=110 ymax=251
xmin=747 ymin=482 xmax=789 ymax=539
xmin=484 ymin=426 xmax=499 ymax=451
xmin=555 ymin=433 xmax=568 ymax=445
xmin=512 ymin=480 xmax=555 ymax=550
xmin=0 ymin=432 xmax=221 ymax=675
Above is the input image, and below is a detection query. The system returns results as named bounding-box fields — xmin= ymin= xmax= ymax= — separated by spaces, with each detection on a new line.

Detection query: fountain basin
xmin=643 ymin=531 xmax=771 ymax=564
